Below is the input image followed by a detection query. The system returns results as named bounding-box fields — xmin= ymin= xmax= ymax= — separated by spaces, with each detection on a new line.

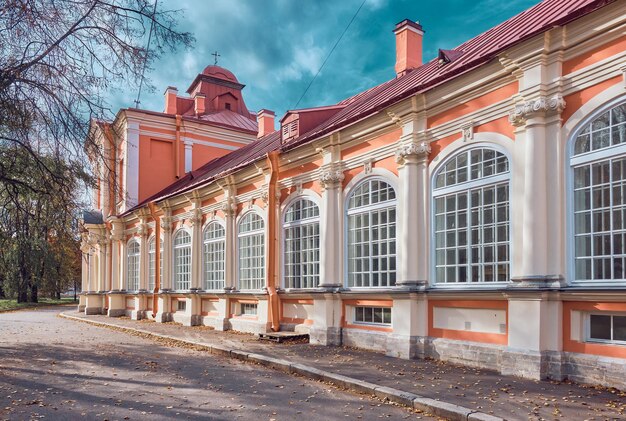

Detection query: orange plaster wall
xmin=280 ymin=160 xmax=322 ymax=180
xmin=341 ymin=129 xmax=401 ymax=161
xmin=563 ymin=35 xmax=626 ymax=75
xmin=563 ymin=301 xmax=626 ymax=359
xmin=562 ymin=76 xmax=622 ymax=125
xmin=427 ymin=82 xmax=518 ymax=129
xmin=192 ymin=143 xmax=232 ymax=171
xmin=428 ymin=300 xmax=508 ymax=345
xmin=138 ymin=134 xmax=176 ymax=203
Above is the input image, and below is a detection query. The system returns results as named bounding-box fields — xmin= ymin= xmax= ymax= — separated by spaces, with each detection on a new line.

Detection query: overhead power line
xmin=134 ymin=0 xmax=159 ymax=108
xmin=293 ymin=0 xmax=367 ymax=109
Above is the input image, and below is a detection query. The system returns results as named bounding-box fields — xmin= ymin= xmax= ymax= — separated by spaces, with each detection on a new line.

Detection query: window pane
xmin=589 ymin=315 xmax=612 ymax=340
xmin=614 ymin=316 xmax=626 ymax=341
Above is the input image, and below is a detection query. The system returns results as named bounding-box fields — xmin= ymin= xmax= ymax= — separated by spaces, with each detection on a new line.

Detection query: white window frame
xmin=172 ymin=228 xmax=192 ymax=291
xmin=237 ymin=210 xmax=265 ymax=291
xmin=567 ymin=96 xmax=626 ymax=287
xmin=430 ymin=144 xmax=512 ymax=288
xmin=282 ymin=195 xmax=321 ymax=289
xmin=585 ymin=312 xmax=626 ymax=345
xmin=344 ymin=176 xmax=398 ymax=289
xmin=352 ymin=306 xmax=392 ymax=326
xmin=203 ymin=220 xmax=226 ymax=291
xmin=148 ymin=236 xmax=163 ymax=292
xmin=126 ymin=239 xmax=140 ymax=291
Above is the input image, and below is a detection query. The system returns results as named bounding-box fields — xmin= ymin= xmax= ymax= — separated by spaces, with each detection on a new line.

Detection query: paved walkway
xmin=0 ymin=307 xmax=429 ymax=421
xmin=63 ymin=310 xmax=626 ymax=420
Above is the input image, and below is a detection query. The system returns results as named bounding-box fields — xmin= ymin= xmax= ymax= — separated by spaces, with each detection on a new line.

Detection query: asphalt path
xmin=0 ymin=307 xmax=427 ymax=421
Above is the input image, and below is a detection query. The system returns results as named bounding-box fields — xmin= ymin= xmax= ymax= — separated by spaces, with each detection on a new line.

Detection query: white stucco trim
xmin=343 ymin=168 xmax=400 ymax=201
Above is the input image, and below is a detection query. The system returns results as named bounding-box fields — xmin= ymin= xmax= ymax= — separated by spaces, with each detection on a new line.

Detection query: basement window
xmin=177 ymin=300 xmax=187 ymax=312
xmin=354 ymin=306 xmax=391 ymax=325
xmin=241 ymin=303 xmax=258 ymax=316
xmin=588 ymin=314 xmax=626 ymax=344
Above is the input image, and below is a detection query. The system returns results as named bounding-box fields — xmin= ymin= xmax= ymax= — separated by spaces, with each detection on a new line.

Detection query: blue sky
xmin=113 ymin=0 xmax=538 ymax=123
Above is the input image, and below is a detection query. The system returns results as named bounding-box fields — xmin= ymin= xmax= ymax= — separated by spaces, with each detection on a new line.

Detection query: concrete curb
xmin=59 ymin=312 xmax=505 ymax=421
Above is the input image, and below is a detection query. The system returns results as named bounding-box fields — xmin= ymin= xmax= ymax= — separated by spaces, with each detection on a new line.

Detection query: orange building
xmin=81 ymin=0 xmax=626 ymax=389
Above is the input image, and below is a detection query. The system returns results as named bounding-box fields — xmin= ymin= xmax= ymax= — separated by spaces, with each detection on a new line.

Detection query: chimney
xmin=257 ymin=109 xmax=276 ymax=138
xmin=394 ymin=19 xmax=424 ymax=77
xmin=164 ymin=86 xmax=178 ymax=114
xmin=194 ymin=93 xmax=206 ymax=115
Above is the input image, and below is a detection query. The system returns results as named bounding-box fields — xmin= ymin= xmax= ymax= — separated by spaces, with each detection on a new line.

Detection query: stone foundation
xmin=562 ymin=351 xmax=626 ymax=390
xmin=426 ymin=338 xmax=504 ymax=372
xmin=309 ymin=326 xmax=342 ymax=346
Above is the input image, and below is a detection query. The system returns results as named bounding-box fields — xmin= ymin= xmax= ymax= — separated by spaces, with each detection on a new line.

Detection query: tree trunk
xmin=30 ymin=284 xmax=38 ymax=303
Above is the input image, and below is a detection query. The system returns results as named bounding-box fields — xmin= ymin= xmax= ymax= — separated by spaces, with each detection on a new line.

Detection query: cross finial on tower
xmin=212 ymin=51 xmax=220 ymax=65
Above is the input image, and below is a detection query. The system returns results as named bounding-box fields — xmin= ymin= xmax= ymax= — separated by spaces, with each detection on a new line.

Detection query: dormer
xmin=280 ymin=104 xmax=345 ymax=144
xmin=213 ymin=92 xmax=238 ymax=112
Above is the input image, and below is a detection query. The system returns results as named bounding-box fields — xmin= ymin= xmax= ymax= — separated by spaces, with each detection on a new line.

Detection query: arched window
xmin=433 ymin=147 xmax=510 ymax=284
xmin=203 ymin=221 xmax=226 ymax=290
xmin=284 ymin=198 xmax=320 ymax=289
xmin=347 ymin=178 xmax=397 ymax=288
xmin=173 ymin=230 xmax=191 ymax=290
xmin=127 ymin=240 xmax=140 ymax=291
xmin=148 ymin=236 xmax=162 ymax=291
xmin=238 ymin=212 xmax=265 ymax=290
xmin=571 ymin=99 xmax=626 ymax=282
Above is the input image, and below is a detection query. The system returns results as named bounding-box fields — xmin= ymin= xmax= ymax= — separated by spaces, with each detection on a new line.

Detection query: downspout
xmin=148 ymin=202 xmax=161 ymax=318
xmin=266 ymin=151 xmax=281 ymax=332
xmin=175 ymin=115 xmax=182 ymax=179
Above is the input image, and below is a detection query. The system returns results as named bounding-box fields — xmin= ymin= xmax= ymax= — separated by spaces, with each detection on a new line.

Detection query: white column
xmin=88 ymin=247 xmax=95 ymax=292
xmin=395 ymin=141 xmax=430 ymax=287
xmin=319 ymin=165 xmax=344 ymax=288
xmin=509 ymin=95 xmax=565 ymax=287
xmin=98 ymin=240 xmax=107 ymax=292
xmin=138 ymin=222 xmax=148 ymax=291
xmin=190 ymin=208 xmax=203 ymax=290
xmin=161 ymin=213 xmax=173 ymax=291
xmin=223 ymin=204 xmax=236 ymax=290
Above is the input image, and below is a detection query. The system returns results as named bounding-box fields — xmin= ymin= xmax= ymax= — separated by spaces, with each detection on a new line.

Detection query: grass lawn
xmin=0 ymin=297 xmax=77 ymax=312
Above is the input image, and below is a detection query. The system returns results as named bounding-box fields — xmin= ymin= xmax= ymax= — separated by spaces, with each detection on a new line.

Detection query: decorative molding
xmin=319 ymin=165 xmax=345 ymax=190
xmin=508 ymin=94 xmax=566 ymax=126
xmin=622 ymin=66 xmax=626 ymax=88
xmin=461 ymin=121 xmax=475 ymax=141
xmin=363 ymin=158 xmax=373 ymax=175
xmin=160 ymin=216 xmax=173 ymax=233
xmin=395 ymin=141 xmax=431 ymax=166
xmin=190 ymin=208 xmax=202 ymax=226
xmin=221 ymin=200 xmax=237 ymax=217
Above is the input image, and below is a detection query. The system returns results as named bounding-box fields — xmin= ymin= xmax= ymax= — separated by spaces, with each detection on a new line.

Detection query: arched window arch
xmin=570 ymin=99 xmax=626 ymax=282
xmin=127 ymin=239 xmax=140 ymax=291
xmin=203 ymin=221 xmax=226 ymax=290
xmin=238 ymin=211 xmax=265 ymax=290
xmin=346 ymin=178 xmax=397 ymax=288
xmin=173 ymin=229 xmax=191 ymax=290
xmin=283 ymin=197 xmax=320 ymax=289
xmin=433 ymin=147 xmax=510 ymax=284
xmin=148 ymin=236 xmax=162 ymax=291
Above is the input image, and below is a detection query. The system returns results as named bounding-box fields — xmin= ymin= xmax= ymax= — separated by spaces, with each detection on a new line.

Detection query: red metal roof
xmin=124 ymin=0 xmax=613 ymax=215
xmin=196 ymin=109 xmax=258 ymax=133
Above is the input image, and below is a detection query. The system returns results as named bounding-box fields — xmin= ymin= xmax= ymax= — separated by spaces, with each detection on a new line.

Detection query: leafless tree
xmin=0 ymin=0 xmax=194 ymax=190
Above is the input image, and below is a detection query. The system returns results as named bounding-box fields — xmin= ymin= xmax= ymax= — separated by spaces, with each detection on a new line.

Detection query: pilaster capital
xmin=136 ymin=222 xmax=149 ymax=238
xmin=508 ymin=94 xmax=566 ymax=127
xmin=160 ymin=216 xmax=173 ymax=233
xmin=395 ymin=140 xmax=431 ymax=166
xmin=221 ymin=200 xmax=237 ymax=217
xmin=190 ymin=208 xmax=203 ymax=226
xmin=319 ymin=165 xmax=345 ymax=190
xmin=260 ymin=185 xmax=281 ymax=205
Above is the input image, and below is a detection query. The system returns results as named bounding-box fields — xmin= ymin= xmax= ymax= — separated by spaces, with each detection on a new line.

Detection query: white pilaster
xmin=184 ymin=140 xmax=193 ymax=173
xmin=161 ymin=211 xmax=173 ymax=291
xmin=190 ymin=208 xmax=203 ymax=290
xmin=319 ymin=164 xmax=344 ymax=288
xmin=125 ymin=121 xmax=140 ymax=210
xmin=138 ymin=221 xmax=148 ymax=291
xmin=98 ymin=240 xmax=107 ymax=292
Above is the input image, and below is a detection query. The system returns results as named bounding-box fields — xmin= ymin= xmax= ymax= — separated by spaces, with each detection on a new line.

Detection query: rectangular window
xmin=354 ymin=306 xmax=391 ymax=325
xmin=176 ymin=300 xmax=186 ymax=312
xmin=241 ymin=303 xmax=258 ymax=316
xmin=588 ymin=314 xmax=626 ymax=343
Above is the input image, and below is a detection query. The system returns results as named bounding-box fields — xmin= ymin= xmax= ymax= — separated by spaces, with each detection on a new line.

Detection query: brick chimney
xmin=194 ymin=93 xmax=206 ymax=115
xmin=394 ymin=19 xmax=424 ymax=77
xmin=164 ymin=86 xmax=178 ymax=114
xmin=257 ymin=109 xmax=276 ymax=138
